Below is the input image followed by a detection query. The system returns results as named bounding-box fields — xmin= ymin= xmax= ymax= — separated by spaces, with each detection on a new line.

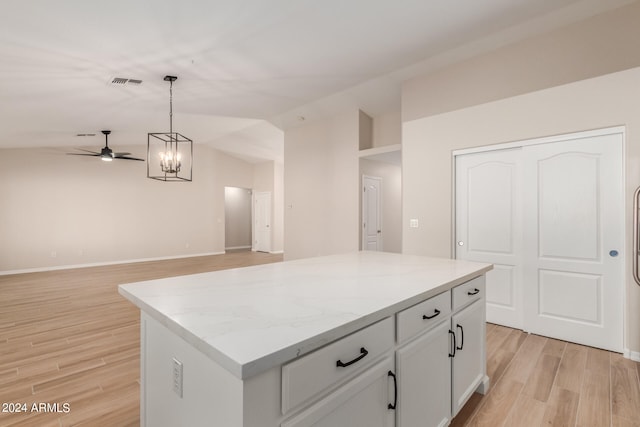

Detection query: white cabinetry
xmin=123 ymin=253 xmax=492 ymax=427
xmin=396 ymin=320 xmax=451 ymax=427
xmin=394 ymin=275 xmax=487 ymax=427
xmin=451 ymin=299 xmax=485 ymax=414
xmin=281 ymin=357 xmax=395 ymax=427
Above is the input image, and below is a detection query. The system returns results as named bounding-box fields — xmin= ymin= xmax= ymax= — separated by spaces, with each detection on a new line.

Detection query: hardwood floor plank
xmin=522 ymin=353 xmax=561 ymax=403
xmin=585 ymin=346 xmax=610 ymax=375
xmin=612 ymin=415 xmax=640 ymax=427
xmin=486 ymin=325 xmax=513 ymax=359
xmin=450 ymin=392 xmax=484 ymax=427
xmin=487 ymin=348 xmax=516 ymax=386
xmin=554 ymin=342 xmax=588 ymax=393
xmin=576 ymin=369 xmax=611 ymax=427
xmin=500 ymin=329 xmax=528 ymax=353
xmin=541 ymin=338 xmax=566 ymax=358
xmin=611 ymin=362 xmax=640 ymax=422
xmin=501 ymin=334 xmax=547 ymax=384
xmin=542 ymin=387 xmax=579 ymax=427
xmin=467 ymin=378 xmax=524 ymax=427
xmin=503 ymin=393 xmax=546 ymax=426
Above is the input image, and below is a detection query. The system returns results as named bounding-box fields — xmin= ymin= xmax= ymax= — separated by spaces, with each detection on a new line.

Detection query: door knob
xmin=609 ymin=250 xmax=618 ymax=257
xmin=457 ymin=241 xmax=464 ymax=246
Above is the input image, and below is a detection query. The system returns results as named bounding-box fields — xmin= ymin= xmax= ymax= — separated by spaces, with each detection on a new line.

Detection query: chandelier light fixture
xmin=147 ymin=75 xmax=193 ymax=181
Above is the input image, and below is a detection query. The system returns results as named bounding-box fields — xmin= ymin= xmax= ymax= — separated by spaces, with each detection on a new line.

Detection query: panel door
xmin=451 ymin=300 xmax=485 ymax=416
xmin=396 ymin=321 xmax=450 ymax=427
xmin=363 ymin=175 xmax=382 ymax=251
xmin=254 ymin=191 xmax=272 ymax=253
xmin=281 ymin=357 xmax=395 ymax=427
xmin=522 ymin=133 xmax=624 ymax=352
xmin=455 ymin=148 xmax=523 ymax=328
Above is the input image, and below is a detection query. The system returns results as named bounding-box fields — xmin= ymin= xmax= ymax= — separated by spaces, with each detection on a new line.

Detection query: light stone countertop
xmin=118 ymin=251 xmax=492 ymax=379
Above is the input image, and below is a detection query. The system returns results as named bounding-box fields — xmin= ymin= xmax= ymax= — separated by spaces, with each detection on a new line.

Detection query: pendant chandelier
xmin=147 ymin=75 xmax=193 ymax=181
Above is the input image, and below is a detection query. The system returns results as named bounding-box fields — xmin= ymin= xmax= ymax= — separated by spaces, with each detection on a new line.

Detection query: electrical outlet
xmin=172 ymin=358 xmax=183 ymax=398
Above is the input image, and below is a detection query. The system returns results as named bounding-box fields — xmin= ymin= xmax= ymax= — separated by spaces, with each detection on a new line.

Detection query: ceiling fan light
xmin=101 ymin=155 xmax=113 ymax=162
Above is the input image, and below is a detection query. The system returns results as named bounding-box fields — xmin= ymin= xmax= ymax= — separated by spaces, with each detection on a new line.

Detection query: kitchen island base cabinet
xmin=452 ymin=299 xmax=486 ymax=415
xmin=281 ymin=357 xmax=395 ymax=427
xmin=121 ymin=253 xmax=493 ymax=427
xmin=396 ymin=320 xmax=451 ymax=427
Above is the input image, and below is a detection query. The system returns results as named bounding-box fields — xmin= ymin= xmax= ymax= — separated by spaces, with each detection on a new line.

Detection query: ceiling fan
xmin=67 ymin=130 xmax=145 ymax=162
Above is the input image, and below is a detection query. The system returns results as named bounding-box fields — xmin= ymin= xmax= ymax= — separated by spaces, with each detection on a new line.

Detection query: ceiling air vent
xmin=110 ymin=77 xmax=143 ymax=86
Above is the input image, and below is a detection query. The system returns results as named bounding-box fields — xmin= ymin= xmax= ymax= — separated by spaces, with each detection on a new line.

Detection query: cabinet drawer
xmin=452 ymin=276 xmax=485 ymax=311
xmin=396 ymin=291 xmax=451 ymax=343
xmin=281 ymin=317 xmax=394 ymax=415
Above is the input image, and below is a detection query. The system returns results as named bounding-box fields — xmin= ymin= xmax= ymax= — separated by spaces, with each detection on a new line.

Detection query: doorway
xmin=362 ymin=175 xmax=382 ymax=251
xmin=224 ymin=187 xmax=252 ymax=251
xmin=455 ymin=128 xmax=624 ymax=352
xmin=254 ymin=191 xmax=272 ymax=253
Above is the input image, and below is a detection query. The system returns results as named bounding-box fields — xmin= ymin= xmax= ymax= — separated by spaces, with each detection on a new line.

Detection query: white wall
xmin=284 ymin=110 xmax=359 ymax=260
xmin=359 ymin=159 xmax=401 ymax=253
xmin=272 ymin=161 xmax=284 ymax=253
xmin=372 ymin=111 xmax=401 ymax=148
xmin=402 ymin=1 xmax=640 ymax=122
xmin=402 ymin=67 xmax=640 ymax=355
xmin=0 ymin=144 xmax=256 ymax=271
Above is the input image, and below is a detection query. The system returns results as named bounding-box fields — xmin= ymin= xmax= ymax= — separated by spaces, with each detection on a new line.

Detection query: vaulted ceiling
xmin=0 ymin=0 xmax=633 ymax=163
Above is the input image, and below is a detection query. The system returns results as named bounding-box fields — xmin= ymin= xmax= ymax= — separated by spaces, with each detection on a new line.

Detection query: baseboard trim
xmin=0 ymin=251 xmax=226 ymax=276
xmin=624 ymin=348 xmax=640 ymax=362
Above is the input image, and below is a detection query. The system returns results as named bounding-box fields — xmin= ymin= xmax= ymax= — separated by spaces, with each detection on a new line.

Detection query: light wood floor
xmin=0 ymin=251 xmax=283 ymax=427
xmin=452 ymin=323 xmax=640 ymax=427
xmin=2 ymin=253 xmax=639 ymax=426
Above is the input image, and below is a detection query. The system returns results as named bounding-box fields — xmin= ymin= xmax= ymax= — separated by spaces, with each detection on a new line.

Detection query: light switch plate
xmin=409 ymin=219 xmax=419 ymax=228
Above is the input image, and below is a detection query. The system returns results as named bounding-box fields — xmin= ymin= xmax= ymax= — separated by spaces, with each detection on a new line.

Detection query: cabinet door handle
xmin=387 ymin=370 xmax=397 ymax=410
xmin=456 ymin=324 xmax=464 ymax=350
xmin=336 ymin=347 xmax=368 ymax=367
xmin=422 ymin=309 xmax=441 ymax=320
xmin=467 ymin=288 xmax=480 ymax=296
xmin=449 ymin=330 xmax=456 ymax=357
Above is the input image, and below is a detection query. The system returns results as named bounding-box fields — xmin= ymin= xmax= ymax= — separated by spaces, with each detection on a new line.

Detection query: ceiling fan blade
xmin=115 ymin=155 xmax=145 ymax=161
xmin=76 ymin=148 xmax=101 ymax=155
xmin=113 ymin=152 xmax=131 ymax=156
xmin=67 ymin=152 xmax=100 ymax=157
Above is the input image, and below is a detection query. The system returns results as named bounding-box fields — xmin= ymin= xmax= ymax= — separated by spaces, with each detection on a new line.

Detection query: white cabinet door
xmin=451 ymin=300 xmax=485 ymax=416
xmin=396 ymin=321 xmax=450 ymax=427
xmin=281 ymin=357 xmax=395 ymax=427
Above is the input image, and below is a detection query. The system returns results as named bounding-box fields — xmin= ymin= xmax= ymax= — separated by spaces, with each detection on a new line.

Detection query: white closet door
xmin=455 ymin=149 xmax=523 ymax=329
xmin=522 ymin=133 xmax=624 ymax=352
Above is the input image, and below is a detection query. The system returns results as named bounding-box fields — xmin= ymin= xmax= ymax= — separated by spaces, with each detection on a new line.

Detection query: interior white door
xmin=362 ymin=176 xmax=382 ymax=251
xmin=254 ymin=191 xmax=271 ymax=253
xmin=455 ymin=149 xmax=523 ymax=329
xmin=522 ymin=133 xmax=624 ymax=352
xmin=456 ymin=129 xmax=624 ymax=352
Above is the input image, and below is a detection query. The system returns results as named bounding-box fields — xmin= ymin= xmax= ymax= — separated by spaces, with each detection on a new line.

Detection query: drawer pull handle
xmin=467 ymin=288 xmax=480 ymax=296
xmin=422 ymin=309 xmax=441 ymax=320
xmin=336 ymin=347 xmax=368 ymax=368
xmin=388 ymin=370 xmax=397 ymax=410
xmin=456 ymin=324 xmax=464 ymax=350
xmin=449 ymin=330 xmax=456 ymax=357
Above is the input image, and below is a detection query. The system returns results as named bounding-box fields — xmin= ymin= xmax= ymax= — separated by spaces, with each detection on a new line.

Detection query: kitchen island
xmin=119 ymin=251 xmax=492 ymax=427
